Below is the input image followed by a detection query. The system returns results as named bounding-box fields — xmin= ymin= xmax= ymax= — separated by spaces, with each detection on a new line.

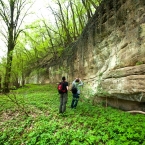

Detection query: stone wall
xmin=47 ymin=0 xmax=145 ymax=111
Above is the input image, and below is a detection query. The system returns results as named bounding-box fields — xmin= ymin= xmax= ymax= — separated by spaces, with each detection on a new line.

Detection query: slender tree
xmin=0 ymin=0 xmax=32 ymax=93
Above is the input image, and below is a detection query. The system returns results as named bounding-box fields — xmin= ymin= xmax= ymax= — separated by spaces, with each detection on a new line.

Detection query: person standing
xmin=59 ymin=76 xmax=69 ymax=114
xmin=71 ymin=78 xmax=83 ymax=109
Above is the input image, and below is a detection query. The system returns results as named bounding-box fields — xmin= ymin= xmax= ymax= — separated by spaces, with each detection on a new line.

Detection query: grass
xmin=0 ymin=84 xmax=145 ymax=145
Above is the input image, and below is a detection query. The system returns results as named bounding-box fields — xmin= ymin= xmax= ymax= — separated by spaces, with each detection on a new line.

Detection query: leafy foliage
xmin=0 ymin=84 xmax=145 ymax=144
xmin=0 ymin=0 xmax=103 ymax=90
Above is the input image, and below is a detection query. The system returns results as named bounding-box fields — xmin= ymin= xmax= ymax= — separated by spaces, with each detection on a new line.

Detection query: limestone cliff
xmin=45 ymin=0 xmax=145 ymax=110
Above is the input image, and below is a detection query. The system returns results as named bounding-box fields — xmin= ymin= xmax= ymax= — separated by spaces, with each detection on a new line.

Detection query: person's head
xmin=75 ymin=78 xmax=80 ymax=82
xmin=62 ymin=76 xmax=66 ymax=81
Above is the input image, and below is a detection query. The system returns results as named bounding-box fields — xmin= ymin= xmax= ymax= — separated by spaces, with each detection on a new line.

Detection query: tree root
xmin=127 ymin=110 xmax=145 ymax=115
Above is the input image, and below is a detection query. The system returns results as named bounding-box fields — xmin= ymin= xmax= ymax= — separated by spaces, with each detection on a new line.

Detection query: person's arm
xmin=66 ymin=82 xmax=69 ymax=91
xmin=78 ymin=79 xmax=83 ymax=86
xmin=72 ymin=78 xmax=77 ymax=85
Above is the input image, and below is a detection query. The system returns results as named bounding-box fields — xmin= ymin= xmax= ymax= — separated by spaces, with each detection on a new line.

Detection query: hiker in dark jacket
xmin=59 ymin=76 xmax=69 ymax=114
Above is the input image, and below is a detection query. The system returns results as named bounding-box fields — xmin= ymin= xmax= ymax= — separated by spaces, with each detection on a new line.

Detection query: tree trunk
xmin=22 ymin=71 xmax=25 ymax=87
xmin=3 ymin=50 xmax=13 ymax=93
xmin=0 ymin=75 xmax=1 ymax=90
xmin=14 ymin=77 xmax=20 ymax=88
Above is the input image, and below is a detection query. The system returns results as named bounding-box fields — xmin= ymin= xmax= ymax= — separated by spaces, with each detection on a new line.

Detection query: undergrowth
xmin=0 ymin=84 xmax=145 ymax=145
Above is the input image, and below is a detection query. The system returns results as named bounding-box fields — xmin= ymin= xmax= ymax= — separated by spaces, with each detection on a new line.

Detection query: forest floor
xmin=0 ymin=84 xmax=145 ymax=145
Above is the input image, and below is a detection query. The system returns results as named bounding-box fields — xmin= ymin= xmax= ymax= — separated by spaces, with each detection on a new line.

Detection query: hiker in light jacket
xmin=71 ymin=78 xmax=83 ymax=108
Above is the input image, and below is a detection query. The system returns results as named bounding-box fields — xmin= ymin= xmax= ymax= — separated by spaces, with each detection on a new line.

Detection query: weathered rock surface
xmin=100 ymin=65 xmax=145 ymax=102
xmin=102 ymin=64 xmax=145 ymax=79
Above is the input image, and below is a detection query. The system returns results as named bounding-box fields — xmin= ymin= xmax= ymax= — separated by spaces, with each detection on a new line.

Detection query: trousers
xmin=59 ymin=93 xmax=68 ymax=113
xmin=71 ymin=93 xmax=80 ymax=108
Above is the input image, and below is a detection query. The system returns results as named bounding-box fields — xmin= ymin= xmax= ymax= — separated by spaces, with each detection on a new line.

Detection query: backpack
xmin=71 ymin=86 xmax=78 ymax=94
xmin=58 ymin=82 xmax=66 ymax=94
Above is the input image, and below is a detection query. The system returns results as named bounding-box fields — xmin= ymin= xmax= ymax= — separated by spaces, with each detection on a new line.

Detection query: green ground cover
xmin=0 ymin=84 xmax=145 ymax=145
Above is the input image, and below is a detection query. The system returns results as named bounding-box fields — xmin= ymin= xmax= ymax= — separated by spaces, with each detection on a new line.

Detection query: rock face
xmin=47 ymin=0 xmax=145 ymax=110
xmin=102 ymin=65 xmax=145 ymax=99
